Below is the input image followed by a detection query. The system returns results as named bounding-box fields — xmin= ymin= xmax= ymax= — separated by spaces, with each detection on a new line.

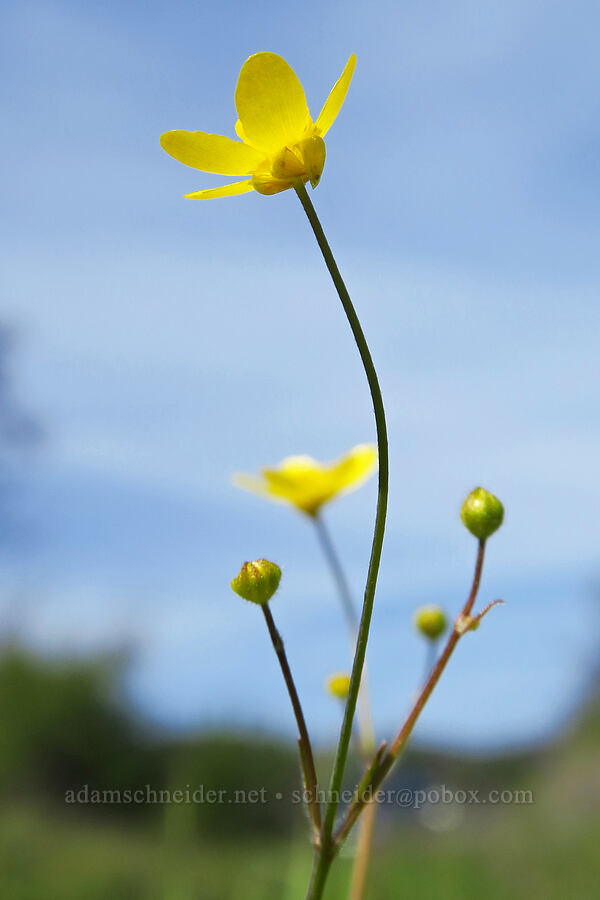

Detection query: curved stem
xmin=295 ymin=183 xmax=388 ymax=900
xmin=261 ymin=604 xmax=321 ymax=838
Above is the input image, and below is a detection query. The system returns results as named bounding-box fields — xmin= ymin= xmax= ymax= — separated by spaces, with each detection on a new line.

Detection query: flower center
xmin=251 ymin=136 xmax=326 ymax=195
xmin=270 ymin=135 xmax=326 ymax=187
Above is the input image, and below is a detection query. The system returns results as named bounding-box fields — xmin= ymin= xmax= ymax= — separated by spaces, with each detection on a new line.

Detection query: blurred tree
xmin=0 ymin=322 xmax=44 ymax=636
xmin=0 ymin=648 xmax=167 ymax=808
xmin=168 ymin=734 xmax=302 ymax=839
xmin=0 ymin=322 xmax=43 ymax=546
xmin=0 ymin=648 xmax=302 ymax=837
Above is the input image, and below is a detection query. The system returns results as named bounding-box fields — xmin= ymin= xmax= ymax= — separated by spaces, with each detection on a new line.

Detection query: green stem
xmin=314 ymin=513 xmax=358 ymax=634
xmin=261 ymin=603 xmax=322 ymax=838
xmin=313 ymin=513 xmax=377 ymax=899
xmin=295 ymin=182 xmax=389 ymax=899
xmin=307 ymin=847 xmax=335 ymax=900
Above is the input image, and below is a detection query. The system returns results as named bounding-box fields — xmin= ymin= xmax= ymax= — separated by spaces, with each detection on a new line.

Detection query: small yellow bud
xmin=414 ymin=605 xmax=447 ymax=640
xmin=326 ymin=672 xmax=351 ymax=700
xmin=231 ymin=559 xmax=281 ymax=605
xmin=460 ymin=487 xmax=504 ymax=541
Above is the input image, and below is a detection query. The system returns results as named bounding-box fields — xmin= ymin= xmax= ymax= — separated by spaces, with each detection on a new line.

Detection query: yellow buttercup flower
xmin=233 ymin=444 xmax=377 ymax=517
xmin=160 ymin=51 xmax=356 ymax=199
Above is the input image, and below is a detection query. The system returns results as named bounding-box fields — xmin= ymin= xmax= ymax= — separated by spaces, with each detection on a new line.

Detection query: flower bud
xmin=414 ymin=605 xmax=447 ymax=640
xmin=326 ymin=672 xmax=351 ymax=700
xmin=460 ymin=487 xmax=504 ymax=541
xmin=231 ymin=559 xmax=281 ymax=605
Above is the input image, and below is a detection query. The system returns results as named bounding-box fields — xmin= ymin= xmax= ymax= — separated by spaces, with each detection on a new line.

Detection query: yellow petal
xmin=265 ymin=455 xmax=323 ymax=484
xmin=263 ymin=456 xmax=329 ymax=515
xmin=235 ymin=119 xmax=248 ymax=142
xmin=234 ymin=457 xmax=327 ymax=515
xmin=160 ymin=130 xmax=263 ymax=175
xmin=251 ymin=173 xmax=297 ymax=195
xmin=235 ymin=52 xmax=311 ymax=155
xmin=315 ymin=54 xmax=356 ymax=137
xmin=232 ymin=472 xmax=278 ymax=501
xmin=184 ymin=180 xmax=254 ymax=199
xmin=331 ymin=443 xmax=377 ymax=492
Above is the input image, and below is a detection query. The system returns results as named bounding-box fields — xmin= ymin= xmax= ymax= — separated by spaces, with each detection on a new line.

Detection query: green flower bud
xmin=460 ymin=487 xmax=504 ymax=541
xmin=231 ymin=559 xmax=281 ymax=605
xmin=414 ymin=605 xmax=447 ymax=640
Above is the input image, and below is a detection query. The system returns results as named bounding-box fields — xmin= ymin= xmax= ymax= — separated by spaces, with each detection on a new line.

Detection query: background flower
xmin=233 ymin=444 xmax=377 ymax=516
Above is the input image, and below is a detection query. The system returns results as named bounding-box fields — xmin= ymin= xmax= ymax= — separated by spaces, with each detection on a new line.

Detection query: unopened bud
xmin=460 ymin=487 xmax=504 ymax=541
xmin=231 ymin=559 xmax=281 ymax=605
xmin=326 ymin=672 xmax=351 ymax=700
xmin=414 ymin=605 xmax=447 ymax=640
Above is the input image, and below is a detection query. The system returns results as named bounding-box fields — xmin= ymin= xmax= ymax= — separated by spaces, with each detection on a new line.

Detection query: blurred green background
xmin=0 ymin=644 xmax=598 ymax=899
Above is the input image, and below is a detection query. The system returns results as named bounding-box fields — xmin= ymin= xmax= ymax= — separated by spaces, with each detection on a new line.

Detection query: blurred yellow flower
xmin=233 ymin=444 xmax=377 ymax=517
xmin=326 ymin=672 xmax=351 ymax=700
xmin=160 ymin=51 xmax=356 ymax=199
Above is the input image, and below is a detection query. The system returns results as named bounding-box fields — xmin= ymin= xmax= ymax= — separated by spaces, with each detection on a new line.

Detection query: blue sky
xmin=1 ymin=0 xmax=599 ymax=751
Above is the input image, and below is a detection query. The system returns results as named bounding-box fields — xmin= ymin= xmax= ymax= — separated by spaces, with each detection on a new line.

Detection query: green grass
xmin=1 ymin=785 xmax=598 ymax=900
xmin=1 ymin=688 xmax=599 ymax=898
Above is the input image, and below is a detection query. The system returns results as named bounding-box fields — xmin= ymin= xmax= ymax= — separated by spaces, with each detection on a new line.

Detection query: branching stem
xmin=295 ymin=182 xmax=388 ymax=900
